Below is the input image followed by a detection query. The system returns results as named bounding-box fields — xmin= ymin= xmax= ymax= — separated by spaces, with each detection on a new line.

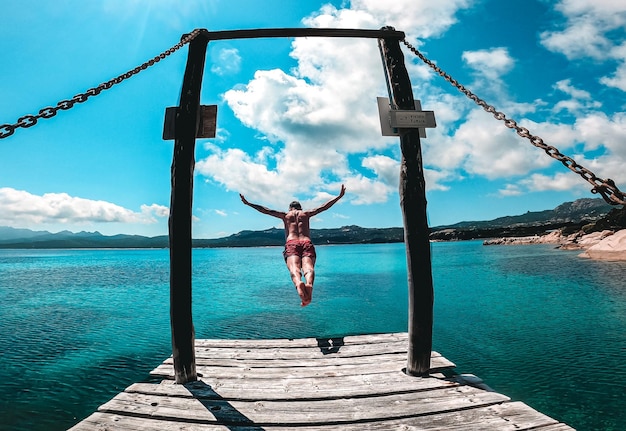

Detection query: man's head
xmin=289 ymin=201 xmax=302 ymax=210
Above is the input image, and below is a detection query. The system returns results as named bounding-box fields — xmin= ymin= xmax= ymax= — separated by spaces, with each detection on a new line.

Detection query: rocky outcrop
xmin=484 ymin=228 xmax=626 ymax=261
xmin=483 ymin=230 xmax=563 ymax=245
xmin=578 ymin=230 xmax=626 ymax=261
xmin=483 ymin=204 xmax=626 ymax=260
xmin=558 ymin=229 xmax=615 ymax=250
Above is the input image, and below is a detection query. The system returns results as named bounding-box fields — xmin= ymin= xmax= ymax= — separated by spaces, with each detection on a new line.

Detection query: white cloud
xmin=540 ymin=0 xmax=626 ymax=59
xmin=362 ymin=155 xmax=399 ymax=187
xmin=211 ymin=47 xmax=242 ymax=76
xmin=555 ymin=79 xmax=591 ymax=100
xmin=553 ymin=79 xmax=602 ymax=113
xmin=462 ymin=47 xmax=514 ymax=79
xmin=343 ymin=175 xmax=394 ymax=205
xmin=513 ymin=147 xmax=626 ymax=196
xmin=520 ymin=172 xmax=588 ymax=193
xmin=199 ymin=0 xmax=475 ymax=208
xmin=196 ymin=147 xmax=286 ymax=201
xmin=0 ymin=188 xmax=167 ymax=228
xmin=458 ymin=47 xmax=516 ymax=100
xmin=433 ymin=109 xmax=553 ymax=179
xmin=424 ymin=168 xmax=454 ymax=192
xmin=141 ymin=203 xmax=169 ymax=218
xmin=540 ymin=0 xmax=626 ymax=92
xmin=347 ymin=0 xmax=474 ymax=40
xmin=497 ymin=184 xmax=523 ymax=197
xmin=600 ymin=42 xmax=626 ymax=91
xmin=194 ymin=0 xmax=625 ymax=210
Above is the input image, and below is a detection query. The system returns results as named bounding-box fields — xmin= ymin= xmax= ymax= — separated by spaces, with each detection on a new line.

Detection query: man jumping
xmin=240 ymin=185 xmax=346 ymax=306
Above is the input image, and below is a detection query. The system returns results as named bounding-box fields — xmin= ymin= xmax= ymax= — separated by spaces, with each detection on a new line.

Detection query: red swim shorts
xmin=283 ymin=239 xmax=316 ymax=261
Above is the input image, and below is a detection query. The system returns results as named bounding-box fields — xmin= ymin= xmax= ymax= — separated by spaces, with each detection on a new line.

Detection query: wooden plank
xmin=533 ymin=425 xmax=576 ymax=431
xmin=97 ymin=385 xmax=509 ymax=425
xmin=68 ymin=412 xmax=229 ymax=430
xmin=151 ymin=354 xmax=455 ymax=379
xmin=128 ymin=372 xmax=459 ymax=401
xmin=160 ymin=349 xmax=450 ymax=367
xmin=71 ymin=401 xmax=572 ymax=431
xmin=194 ymin=27 xmax=406 ymax=42
xmin=193 ymin=332 xmax=410 ymax=348
xmin=191 ymin=340 xmax=431 ymax=359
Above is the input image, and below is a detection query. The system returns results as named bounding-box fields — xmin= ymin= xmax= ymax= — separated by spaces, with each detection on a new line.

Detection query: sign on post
xmin=377 ymin=97 xmax=436 ymax=138
xmin=163 ymin=105 xmax=217 ymax=140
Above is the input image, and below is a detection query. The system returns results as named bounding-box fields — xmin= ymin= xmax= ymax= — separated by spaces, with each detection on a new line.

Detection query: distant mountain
xmin=0 ymin=225 xmax=403 ymax=249
xmin=0 ymin=227 xmax=169 ymax=249
xmin=434 ymin=198 xmax=613 ymax=229
xmin=429 ymin=198 xmax=619 ymax=241
xmin=0 ymin=198 xmax=621 ymax=248
xmin=192 ymin=225 xmax=405 ymax=248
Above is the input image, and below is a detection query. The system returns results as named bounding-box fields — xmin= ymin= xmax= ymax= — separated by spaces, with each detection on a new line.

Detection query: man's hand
xmin=339 ymin=184 xmax=346 ymax=198
xmin=239 ymin=194 xmax=249 ymax=205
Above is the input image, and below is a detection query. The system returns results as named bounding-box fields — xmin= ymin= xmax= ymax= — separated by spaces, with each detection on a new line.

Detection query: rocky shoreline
xmin=483 ymin=228 xmax=626 ymax=261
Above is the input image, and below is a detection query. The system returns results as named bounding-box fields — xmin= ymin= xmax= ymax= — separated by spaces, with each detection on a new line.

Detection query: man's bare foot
xmin=296 ymin=282 xmax=308 ymax=306
xmin=302 ymin=284 xmax=313 ymax=306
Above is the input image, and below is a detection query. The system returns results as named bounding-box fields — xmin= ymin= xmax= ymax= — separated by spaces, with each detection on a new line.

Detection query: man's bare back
xmin=283 ymin=209 xmax=312 ymax=242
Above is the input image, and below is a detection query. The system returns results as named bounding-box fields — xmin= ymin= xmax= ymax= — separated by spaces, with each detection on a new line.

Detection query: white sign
xmin=377 ymin=97 xmax=436 ymax=138
xmin=389 ymin=110 xmax=436 ymax=128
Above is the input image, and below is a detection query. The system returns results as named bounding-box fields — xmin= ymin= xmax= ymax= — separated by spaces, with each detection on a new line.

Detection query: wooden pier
xmin=69 ymin=332 xmax=574 ymax=430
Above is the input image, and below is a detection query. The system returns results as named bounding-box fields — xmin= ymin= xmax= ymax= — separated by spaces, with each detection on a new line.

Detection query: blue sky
xmin=1 ymin=0 xmax=625 ymax=238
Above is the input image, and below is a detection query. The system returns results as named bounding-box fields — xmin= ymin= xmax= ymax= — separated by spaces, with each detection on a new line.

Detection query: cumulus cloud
xmin=599 ymin=39 xmax=626 ymax=90
xmin=194 ymin=0 xmax=625 ymax=211
xmin=0 ymin=188 xmax=167 ymax=228
xmin=347 ymin=0 xmax=473 ymax=40
xmin=463 ymin=47 xmax=514 ymax=80
xmin=211 ymin=47 xmax=242 ymax=76
xmin=540 ymin=0 xmax=626 ymax=91
xmin=540 ymin=0 xmax=626 ymax=59
xmin=430 ymin=108 xmax=554 ymax=179
xmin=520 ymin=172 xmax=589 ymax=193
xmin=198 ymin=0 xmax=476 ymax=208
xmin=497 ymin=184 xmax=523 ymax=197
xmin=574 ymin=112 xmax=626 ymax=156
xmin=417 ymin=39 xmax=624 ymax=194
xmin=362 ymin=155 xmax=399 ymax=187
xmin=444 ymin=47 xmax=516 ymax=112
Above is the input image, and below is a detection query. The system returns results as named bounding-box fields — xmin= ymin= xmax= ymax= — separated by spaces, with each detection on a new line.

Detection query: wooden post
xmin=379 ymin=28 xmax=434 ymax=376
xmin=168 ymin=34 xmax=208 ymax=384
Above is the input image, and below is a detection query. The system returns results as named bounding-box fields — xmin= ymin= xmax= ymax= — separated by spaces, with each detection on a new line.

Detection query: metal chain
xmin=0 ymin=29 xmax=202 ymax=140
xmin=402 ymin=39 xmax=626 ymax=206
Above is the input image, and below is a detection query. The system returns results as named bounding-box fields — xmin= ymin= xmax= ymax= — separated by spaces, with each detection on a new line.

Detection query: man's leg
xmin=286 ymin=256 xmax=308 ymax=306
xmin=302 ymin=256 xmax=315 ymax=305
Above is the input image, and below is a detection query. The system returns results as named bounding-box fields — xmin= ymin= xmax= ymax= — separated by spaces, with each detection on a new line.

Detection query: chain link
xmin=402 ymin=39 xmax=626 ymax=206
xmin=0 ymin=29 xmax=202 ymax=140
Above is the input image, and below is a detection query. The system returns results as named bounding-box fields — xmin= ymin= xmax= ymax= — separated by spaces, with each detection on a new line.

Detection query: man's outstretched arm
xmin=308 ymin=185 xmax=346 ymax=217
xmin=240 ymin=194 xmax=285 ymax=218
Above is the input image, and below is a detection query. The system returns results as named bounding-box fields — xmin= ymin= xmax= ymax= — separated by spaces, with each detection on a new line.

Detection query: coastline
xmin=483 ymin=228 xmax=626 ymax=261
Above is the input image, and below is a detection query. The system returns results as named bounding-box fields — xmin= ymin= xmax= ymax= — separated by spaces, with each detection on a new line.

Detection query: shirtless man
xmin=240 ymin=185 xmax=346 ymax=306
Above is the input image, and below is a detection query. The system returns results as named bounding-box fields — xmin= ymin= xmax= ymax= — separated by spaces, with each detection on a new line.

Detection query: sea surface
xmin=0 ymin=242 xmax=624 ymax=431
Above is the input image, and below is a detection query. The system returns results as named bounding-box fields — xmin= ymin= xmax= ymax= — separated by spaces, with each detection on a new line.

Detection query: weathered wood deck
xmin=69 ymin=332 xmax=574 ymax=430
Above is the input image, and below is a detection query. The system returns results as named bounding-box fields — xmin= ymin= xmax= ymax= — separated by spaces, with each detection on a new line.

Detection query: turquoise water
xmin=0 ymin=242 xmax=624 ymax=430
